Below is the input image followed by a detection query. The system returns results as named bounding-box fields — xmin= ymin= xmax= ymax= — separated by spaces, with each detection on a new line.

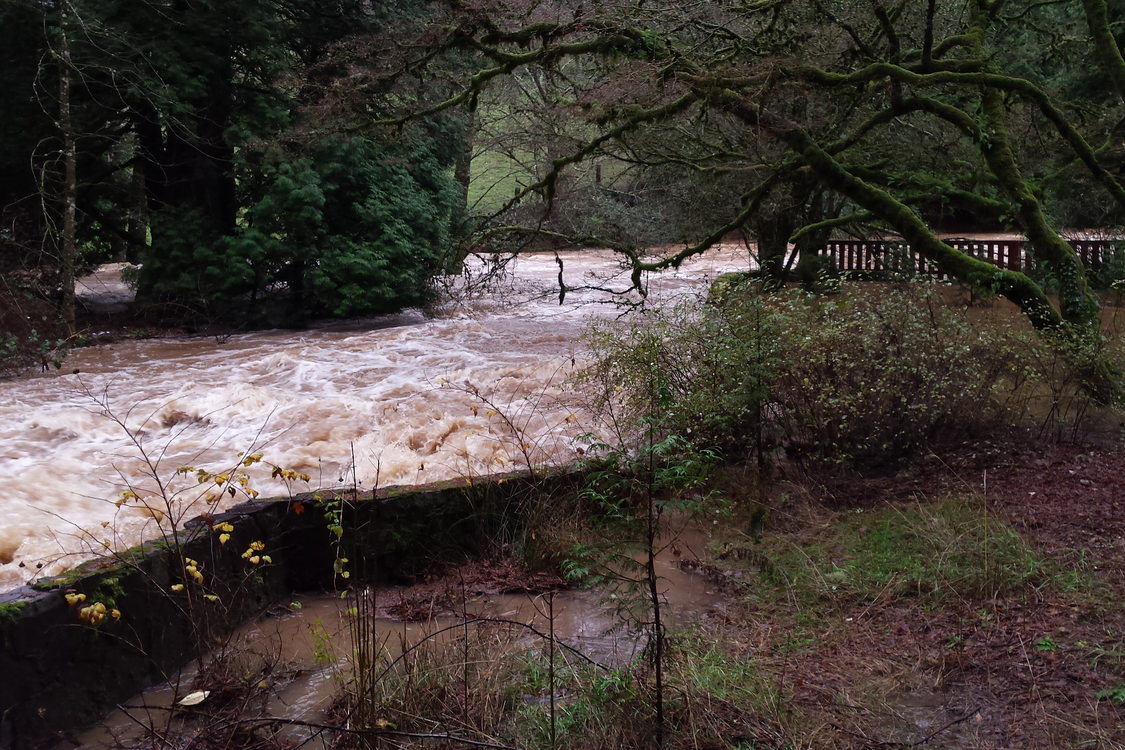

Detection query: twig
xmin=117 ymin=704 xmax=174 ymax=749
xmin=909 ymin=705 xmax=980 ymax=746
xmin=831 ymin=704 xmax=980 ymax=748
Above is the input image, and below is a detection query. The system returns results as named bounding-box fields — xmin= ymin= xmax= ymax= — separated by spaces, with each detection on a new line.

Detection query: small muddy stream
xmin=71 ymin=527 xmax=727 ymax=750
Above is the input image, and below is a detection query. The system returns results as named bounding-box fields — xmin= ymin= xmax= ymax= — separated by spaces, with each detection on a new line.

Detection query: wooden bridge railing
xmin=821 ymin=238 xmax=1118 ymax=278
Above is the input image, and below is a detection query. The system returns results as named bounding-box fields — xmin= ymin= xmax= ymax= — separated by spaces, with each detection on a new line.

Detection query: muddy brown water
xmin=0 ymin=248 xmax=751 ymax=591
xmin=10 ymin=238 xmax=1115 ymax=590
xmin=69 ymin=526 xmax=727 ymax=750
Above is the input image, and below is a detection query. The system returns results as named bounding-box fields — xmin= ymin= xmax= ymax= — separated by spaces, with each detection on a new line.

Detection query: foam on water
xmin=0 ymin=247 xmax=750 ymax=590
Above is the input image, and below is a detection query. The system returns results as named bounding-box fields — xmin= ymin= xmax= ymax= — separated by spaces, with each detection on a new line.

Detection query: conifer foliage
xmin=0 ymin=0 xmax=464 ymax=333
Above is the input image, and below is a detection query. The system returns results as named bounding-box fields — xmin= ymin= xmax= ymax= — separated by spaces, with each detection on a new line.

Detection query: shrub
xmin=582 ymin=288 xmax=781 ymax=456
xmin=582 ymin=280 xmax=1110 ymax=470
xmin=767 ymin=282 xmax=1031 ymax=466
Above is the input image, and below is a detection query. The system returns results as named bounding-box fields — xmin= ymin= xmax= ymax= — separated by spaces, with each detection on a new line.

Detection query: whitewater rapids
xmin=0 ymin=247 xmax=750 ymax=591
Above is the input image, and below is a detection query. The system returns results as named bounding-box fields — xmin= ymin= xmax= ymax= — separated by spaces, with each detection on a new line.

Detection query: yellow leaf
xmin=170 ymin=584 xmax=184 ymax=592
xmin=219 ymin=533 xmax=230 ymax=544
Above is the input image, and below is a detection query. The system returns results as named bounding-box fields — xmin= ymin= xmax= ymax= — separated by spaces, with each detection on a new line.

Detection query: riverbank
xmin=1 ymin=467 xmax=585 ymax=749
xmin=41 ymin=439 xmax=1125 ymax=749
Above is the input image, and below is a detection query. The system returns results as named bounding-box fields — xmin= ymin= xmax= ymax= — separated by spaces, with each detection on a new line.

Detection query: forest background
xmin=2 ymin=0 xmax=1124 ymax=368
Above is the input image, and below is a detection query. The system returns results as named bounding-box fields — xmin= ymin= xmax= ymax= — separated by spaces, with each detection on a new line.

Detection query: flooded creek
xmin=0 ymin=248 xmax=749 ymax=591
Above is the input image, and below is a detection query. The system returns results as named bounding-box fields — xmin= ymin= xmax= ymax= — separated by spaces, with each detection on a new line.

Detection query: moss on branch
xmin=792 ymin=63 xmax=1125 ymax=213
xmin=1080 ymin=0 xmax=1125 ymax=102
xmin=703 ymin=85 xmax=1064 ymax=331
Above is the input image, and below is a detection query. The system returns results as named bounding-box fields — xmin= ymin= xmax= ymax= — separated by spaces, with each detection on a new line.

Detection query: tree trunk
xmin=751 ymin=214 xmax=793 ymax=284
xmin=57 ymin=1 xmax=77 ymax=335
xmin=1081 ymin=0 xmax=1125 ymax=103
xmin=127 ymin=137 xmax=148 ymax=263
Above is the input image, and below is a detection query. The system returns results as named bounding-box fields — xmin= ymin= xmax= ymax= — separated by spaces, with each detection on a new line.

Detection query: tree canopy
xmin=0 ymin=0 xmax=467 ymax=336
xmin=3 ymin=0 xmax=1125 ymax=384
xmin=365 ymin=1 xmax=1124 ymax=331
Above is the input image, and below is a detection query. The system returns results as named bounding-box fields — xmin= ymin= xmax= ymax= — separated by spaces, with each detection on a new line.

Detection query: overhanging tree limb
xmin=978 ymin=86 xmax=1101 ymax=330
xmin=1080 ymin=0 xmax=1125 ymax=103
xmin=700 ymin=83 xmax=1064 ymax=331
xmin=795 ymin=63 xmax=1125 ymax=212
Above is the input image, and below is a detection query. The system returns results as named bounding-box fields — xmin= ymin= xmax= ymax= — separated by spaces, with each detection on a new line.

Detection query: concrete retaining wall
xmin=0 ymin=468 xmax=582 ymax=749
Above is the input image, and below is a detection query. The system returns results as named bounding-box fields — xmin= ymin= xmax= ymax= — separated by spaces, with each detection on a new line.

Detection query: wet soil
xmin=718 ymin=442 xmax=1125 ymax=748
xmin=378 ymin=557 xmax=568 ymax=622
xmin=62 ymin=442 xmax=1125 ymax=749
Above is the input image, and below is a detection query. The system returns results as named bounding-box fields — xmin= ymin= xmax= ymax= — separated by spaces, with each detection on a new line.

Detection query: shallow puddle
xmin=67 ymin=527 xmax=726 ymax=749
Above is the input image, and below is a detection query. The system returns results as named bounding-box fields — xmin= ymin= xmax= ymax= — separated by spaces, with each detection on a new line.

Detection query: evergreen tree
xmin=0 ymin=0 xmax=468 ymax=344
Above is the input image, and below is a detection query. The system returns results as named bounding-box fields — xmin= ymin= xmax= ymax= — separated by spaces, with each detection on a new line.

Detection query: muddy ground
xmin=712 ymin=443 xmax=1125 ymax=749
xmin=352 ymin=440 xmax=1124 ymax=748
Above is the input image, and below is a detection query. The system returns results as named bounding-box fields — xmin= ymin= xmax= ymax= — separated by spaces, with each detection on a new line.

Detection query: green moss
xmin=0 ymin=601 xmax=27 ymax=624
xmin=31 ymin=560 xmax=132 ymax=599
xmin=32 ymin=571 xmax=84 ymax=591
xmin=92 ymin=576 xmax=127 ymax=610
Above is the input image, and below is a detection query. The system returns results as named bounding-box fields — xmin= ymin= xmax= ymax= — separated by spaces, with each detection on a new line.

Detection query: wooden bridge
xmin=822 ymin=238 xmax=1117 ymax=278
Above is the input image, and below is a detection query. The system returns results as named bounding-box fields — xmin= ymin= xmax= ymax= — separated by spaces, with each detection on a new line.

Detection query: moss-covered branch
xmin=378 ymin=32 xmax=644 ymax=126
xmin=701 ymin=85 xmax=1064 ymax=331
xmin=794 ymin=63 xmax=1125 ymax=212
xmin=978 ymin=87 xmax=1101 ymax=330
xmin=493 ymin=93 xmax=699 ymax=220
xmin=789 ymin=212 xmax=880 ymax=244
xmin=1080 ymin=0 xmax=1125 ymax=102
xmin=632 ymin=168 xmax=796 ymax=279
